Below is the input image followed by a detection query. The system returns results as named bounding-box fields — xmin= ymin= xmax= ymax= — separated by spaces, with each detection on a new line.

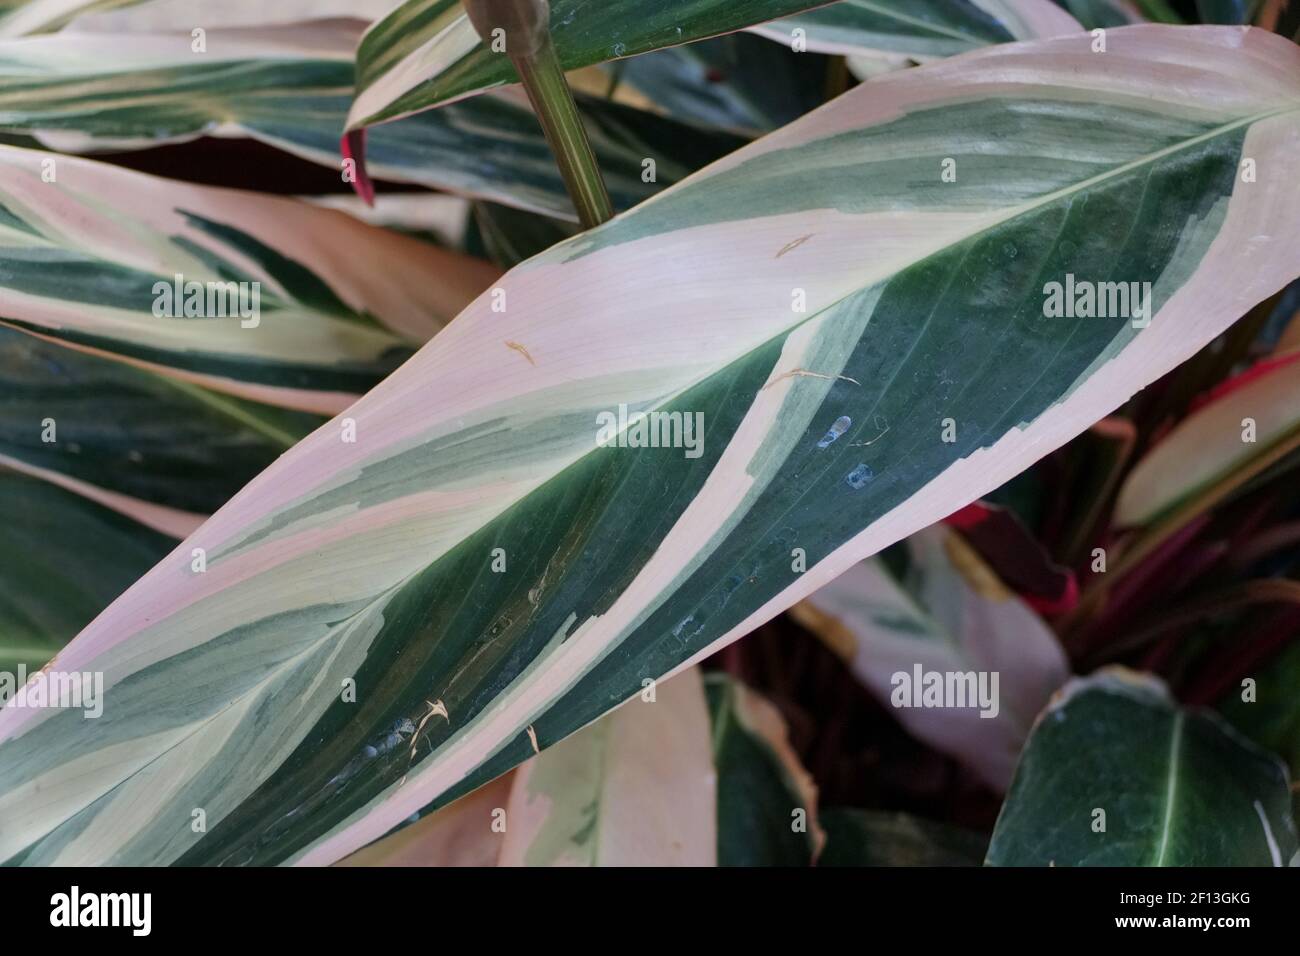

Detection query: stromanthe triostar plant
xmin=2 ymin=24 xmax=1300 ymax=866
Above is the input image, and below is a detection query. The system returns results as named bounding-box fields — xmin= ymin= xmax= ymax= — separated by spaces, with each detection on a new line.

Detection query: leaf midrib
xmin=1152 ymin=710 xmax=1184 ymax=865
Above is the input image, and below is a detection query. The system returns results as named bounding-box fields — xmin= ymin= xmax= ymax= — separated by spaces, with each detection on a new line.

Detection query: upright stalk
xmin=463 ymin=0 xmax=613 ymax=230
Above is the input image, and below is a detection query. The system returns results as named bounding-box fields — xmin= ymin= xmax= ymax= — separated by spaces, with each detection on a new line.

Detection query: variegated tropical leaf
xmin=987 ymin=670 xmax=1298 ymax=866
xmin=0 ymin=467 xmax=172 ymax=676
xmin=0 ymin=324 xmax=323 ymax=535
xmin=3 ymin=26 xmax=1300 ymax=867
xmin=0 ymin=0 xmax=394 ymax=37
xmin=0 ymin=27 xmax=747 ymax=220
xmin=348 ymin=0 xmax=1084 ymax=132
xmin=792 ymin=526 xmax=1069 ymax=790
xmin=347 ymin=0 xmax=853 ymax=129
xmin=1115 ymin=350 xmax=1300 ymax=526
xmin=818 ymin=808 xmax=986 ymax=866
xmin=748 ymin=0 xmax=1081 ymax=65
xmin=338 ymin=669 xmax=820 ymax=866
xmin=0 ymin=144 xmax=500 ymax=413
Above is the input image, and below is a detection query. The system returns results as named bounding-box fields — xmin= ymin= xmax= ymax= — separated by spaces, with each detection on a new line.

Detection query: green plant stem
xmin=511 ymin=31 xmax=614 ymax=230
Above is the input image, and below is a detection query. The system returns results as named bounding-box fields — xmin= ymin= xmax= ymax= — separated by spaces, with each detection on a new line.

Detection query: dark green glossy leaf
xmin=988 ymin=671 xmax=1298 ymax=866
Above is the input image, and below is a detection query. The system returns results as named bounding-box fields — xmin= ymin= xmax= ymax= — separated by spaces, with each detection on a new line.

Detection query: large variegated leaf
xmin=0 ymin=144 xmax=499 ymax=412
xmin=0 ymin=26 xmax=746 ymax=219
xmin=339 ymin=669 xmax=820 ymax=866
xmin=4 ymin=26 xmax=1300 ymax=867
xmin=0 ymin=324 xmax=322 ymax=535
xmin=792 ymin=526 xmax=1069 ymax=791
xmin=348 ymin=0 xmax=850 ymax=129
xmin=987 ymin=670 xmax=1298 ymax=866
xmin=748 ymin=0 xmax=1081 ymax=63
xmin=1115 ymin=350 xmax=1300 ymax=526
xmin=0 ymin=467 xmax=172 ymax=676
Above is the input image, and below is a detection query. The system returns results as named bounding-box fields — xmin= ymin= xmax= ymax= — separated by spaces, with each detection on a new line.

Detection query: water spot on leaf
xmin=818 ymin=415 xmax=852 ymax=448
xmin=845 ymin=463 xmax=874 ymax=489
